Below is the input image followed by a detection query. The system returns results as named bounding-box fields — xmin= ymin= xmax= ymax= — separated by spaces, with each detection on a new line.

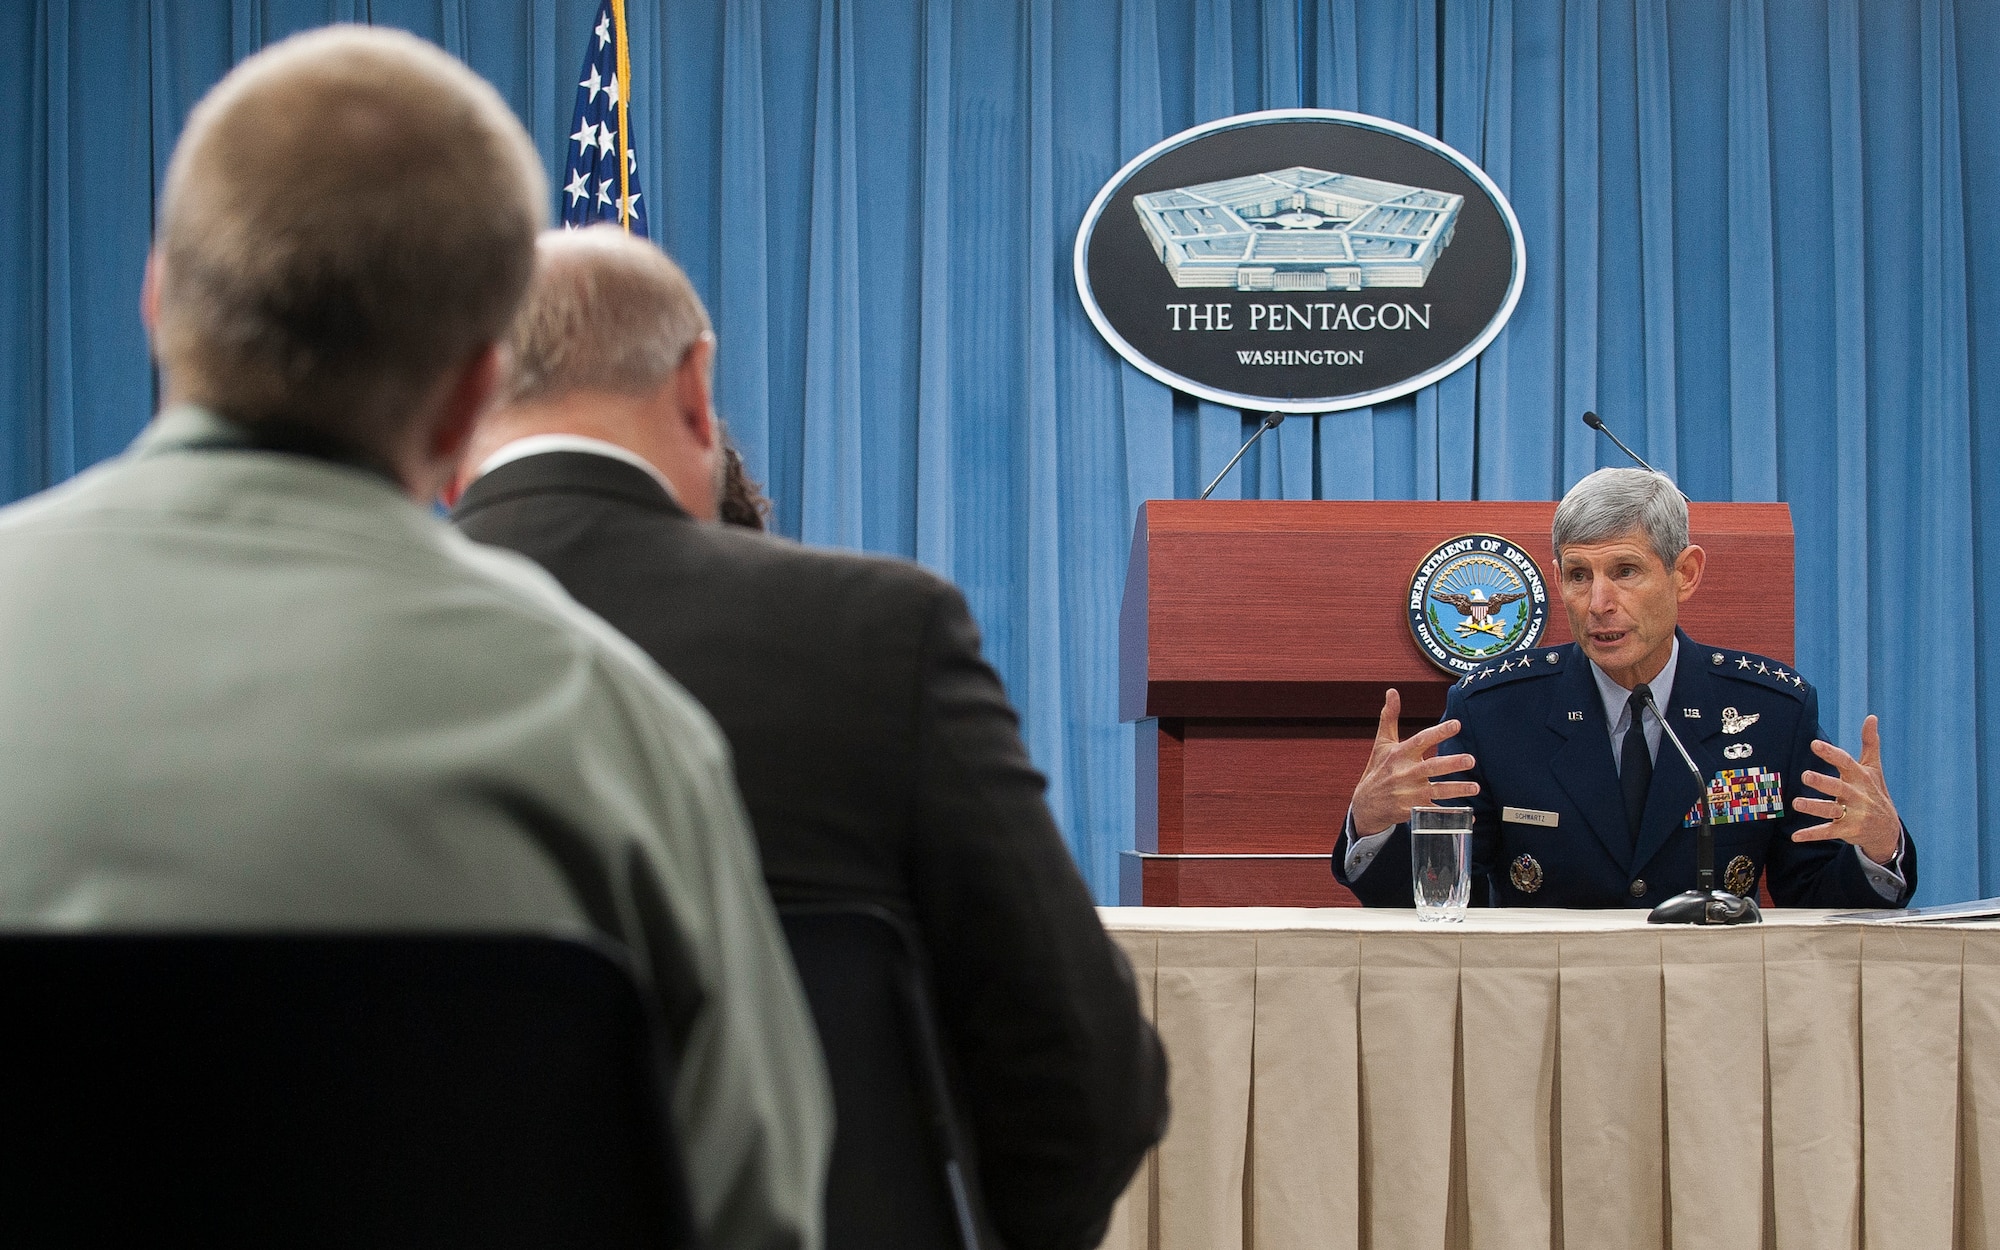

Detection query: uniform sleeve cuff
xmin=1342 ymin=809 xmax=1399 ymax=878
xmin=1855 ymin=834 xmax=1908 ymax=901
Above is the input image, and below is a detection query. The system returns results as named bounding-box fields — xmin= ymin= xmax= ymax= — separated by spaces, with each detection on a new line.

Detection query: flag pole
xmin=611 ymin=0 xmax=632 ymax=231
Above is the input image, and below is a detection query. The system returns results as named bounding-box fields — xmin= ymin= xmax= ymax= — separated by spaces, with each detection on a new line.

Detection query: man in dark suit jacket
xmin=1334 ymin=467 xmax=1915 ymax=909
xmin=451 ymin=227 xmax=1168 ymax=1250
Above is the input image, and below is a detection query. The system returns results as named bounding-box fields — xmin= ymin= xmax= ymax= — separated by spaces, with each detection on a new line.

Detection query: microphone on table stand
xmin=1581 ymin=412 xmax=1692 ymax=503
xmin=1200 ymin=414 xmax=1285 ymax=500
xmin=1641 ymin=685 xmax=1761 ymax=925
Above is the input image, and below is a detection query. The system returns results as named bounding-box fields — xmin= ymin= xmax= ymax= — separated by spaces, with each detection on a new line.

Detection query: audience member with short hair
xmin=0 ymin=30 xmax=829 ymax=1250
xmin=453 ymin=226 xmax=1170 ymax=1250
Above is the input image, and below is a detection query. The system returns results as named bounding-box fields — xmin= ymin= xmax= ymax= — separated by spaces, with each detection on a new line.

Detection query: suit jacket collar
xmin=453 ymin=448 xmax=692 ymax=522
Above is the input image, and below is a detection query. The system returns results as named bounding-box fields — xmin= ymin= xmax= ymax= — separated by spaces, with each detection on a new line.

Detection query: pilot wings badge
xmin=1721 ymin=707 xmax=1760 ymax=735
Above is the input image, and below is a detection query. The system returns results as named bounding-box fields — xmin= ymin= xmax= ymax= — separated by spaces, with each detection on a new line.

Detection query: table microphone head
xmin=1582 ymin=410 xmax=1605 ymax=431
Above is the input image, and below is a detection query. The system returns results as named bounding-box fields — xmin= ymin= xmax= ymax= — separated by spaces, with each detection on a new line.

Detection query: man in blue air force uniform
xmin=1334 ymin=468 xmax=1916 ymax=909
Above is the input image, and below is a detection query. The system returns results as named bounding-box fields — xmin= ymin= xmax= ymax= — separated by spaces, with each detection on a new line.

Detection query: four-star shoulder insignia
xmin=1460 ymin=648 xmax=1564 ymax=695
xmin=1716 ymin=652 xmax=1812 ymax=702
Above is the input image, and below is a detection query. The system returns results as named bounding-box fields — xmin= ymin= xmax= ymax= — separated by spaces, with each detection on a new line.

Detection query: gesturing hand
xmin=1792 ymin=714 xmax=1902 ymax=865
xmin=1348 ymin=688 xmax=1480 ymax=836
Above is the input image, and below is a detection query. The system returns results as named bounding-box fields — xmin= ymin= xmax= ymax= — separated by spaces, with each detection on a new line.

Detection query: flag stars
xmin=581 ymin=65 xmax=603 ymax=102
xmin=564 ymin=168 xmax=591 ymax=206
xmin=595 ymin=12 xmax=613 ymax=48
xmin=571 ymin=121 xmax=599 ymax=155
xmin=604 ymin=72 xmax=621 ymax=109
xmin=596 ymin=182 xmax=616 ymax=209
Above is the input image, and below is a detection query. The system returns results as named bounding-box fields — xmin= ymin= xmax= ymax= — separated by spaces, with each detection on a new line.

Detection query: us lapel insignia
xmin=1510 ymin=854 xmax=1543 ymax=894
xmin=1720 ymin=706 xmax=1760 ymax=735
xmin=1724 ymin=741 xmax=1753 ymax=760
xmin=1724 ymin=855 xmax=1757 ymax=897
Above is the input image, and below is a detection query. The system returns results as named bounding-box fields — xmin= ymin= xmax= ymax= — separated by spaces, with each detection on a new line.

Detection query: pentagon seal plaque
xmin=1074 ymin=110 xmax=1525 ymax=412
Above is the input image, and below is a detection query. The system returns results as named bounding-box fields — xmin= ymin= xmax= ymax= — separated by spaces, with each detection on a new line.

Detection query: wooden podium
xmin=1117 ymin=500 xmax=1795 ymax=907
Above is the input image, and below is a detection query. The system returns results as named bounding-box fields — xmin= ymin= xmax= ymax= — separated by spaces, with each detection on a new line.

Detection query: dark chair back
xmin=0 ymin=932 xmax=695 ymax=1249
xmin=779 ymin=905 xmax=982 ymax=1250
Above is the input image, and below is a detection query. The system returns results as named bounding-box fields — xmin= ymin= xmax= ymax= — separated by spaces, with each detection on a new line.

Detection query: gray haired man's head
xmin=1551 ymin=468 xmax=1688 ymax=569
xmin=465 ymin=227 xmax=727 ymax=521
xmin=501 ymin=226 xmax=713 ymax=406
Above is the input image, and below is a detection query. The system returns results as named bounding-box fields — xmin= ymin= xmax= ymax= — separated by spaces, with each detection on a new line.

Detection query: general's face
xmin=1556 ymin=529 xmax=1704 ymax=686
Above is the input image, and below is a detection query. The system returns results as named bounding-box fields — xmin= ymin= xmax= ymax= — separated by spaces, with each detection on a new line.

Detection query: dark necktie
xmin=1621 ymin=685 xmax=1654 ymax=846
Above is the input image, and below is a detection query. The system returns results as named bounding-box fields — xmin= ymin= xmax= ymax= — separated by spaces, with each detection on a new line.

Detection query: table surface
xmin=1096 ymin=904 xmax=1985 ymax=932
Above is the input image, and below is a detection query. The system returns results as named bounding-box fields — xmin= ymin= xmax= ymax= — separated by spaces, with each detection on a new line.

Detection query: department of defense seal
xmin=1407 ymin=534 xmax=1551 ymax=677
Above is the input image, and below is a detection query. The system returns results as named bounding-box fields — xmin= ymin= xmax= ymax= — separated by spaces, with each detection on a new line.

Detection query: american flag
xmin=561 ymin=0 xmax=648 ymax=237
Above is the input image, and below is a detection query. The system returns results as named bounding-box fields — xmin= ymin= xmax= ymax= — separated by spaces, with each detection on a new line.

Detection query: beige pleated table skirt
xmin=1093 ymin=906 xmax=2000 ymax=1250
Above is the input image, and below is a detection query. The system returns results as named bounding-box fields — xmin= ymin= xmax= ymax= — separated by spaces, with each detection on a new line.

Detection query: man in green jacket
xmin=0 ymin=27 xmax=830 ymax=1250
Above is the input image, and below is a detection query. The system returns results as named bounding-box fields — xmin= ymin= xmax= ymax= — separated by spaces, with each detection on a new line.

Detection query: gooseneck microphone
xmin=1640 ymin=686 xmax=1761 ymax=925
xmin=1582 ymin=412 xmax=1693 ymax=503
xmin=1199 ymin=414 xmax=1285 ymax=501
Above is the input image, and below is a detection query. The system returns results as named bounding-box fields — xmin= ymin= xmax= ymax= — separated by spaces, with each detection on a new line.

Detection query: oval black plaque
xmin=1074 ymin=110 xmax=1525 ymax=413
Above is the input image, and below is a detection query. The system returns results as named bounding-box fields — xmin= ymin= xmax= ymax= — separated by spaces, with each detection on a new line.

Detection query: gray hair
xmin=1551 ymin=467 xmax=1688 ymax=569
xmin=501 ymin=227 xmax=712 ymax=405
xmin=155 ymin=25 xmax=546 ymax=447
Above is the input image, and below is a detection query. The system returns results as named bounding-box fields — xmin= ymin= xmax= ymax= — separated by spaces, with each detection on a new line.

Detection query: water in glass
xmin=1410 ymin=806 xmax=1474 ymax=921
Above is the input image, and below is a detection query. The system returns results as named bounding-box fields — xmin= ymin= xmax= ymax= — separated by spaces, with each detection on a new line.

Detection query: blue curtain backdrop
xmin=2 ymin=0 xmax=1994 ymax=905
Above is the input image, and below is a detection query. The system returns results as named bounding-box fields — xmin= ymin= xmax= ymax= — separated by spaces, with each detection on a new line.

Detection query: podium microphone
xmin=1200 ymin=414 xmax=1285 ymax=500
xmin=1640 ymin=686 xmax=1761 ymax=925
xmin=1582 ymin=412 xmax=1692 ymax=502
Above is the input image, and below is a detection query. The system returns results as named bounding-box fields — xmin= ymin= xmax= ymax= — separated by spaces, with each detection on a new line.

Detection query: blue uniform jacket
xmin=1333 ymin=630 xmax=1917 ymax=909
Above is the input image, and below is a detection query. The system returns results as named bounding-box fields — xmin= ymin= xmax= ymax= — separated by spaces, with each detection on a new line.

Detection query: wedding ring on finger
xmin=1839 ymin=802 xmax=1850 ymax=821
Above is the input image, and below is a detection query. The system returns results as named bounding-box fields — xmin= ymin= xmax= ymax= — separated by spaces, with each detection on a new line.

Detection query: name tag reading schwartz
xmin=1503 ymin=807 xmax=1559 ymax=828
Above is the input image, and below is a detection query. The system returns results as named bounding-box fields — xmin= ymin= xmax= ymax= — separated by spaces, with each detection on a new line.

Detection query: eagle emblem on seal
xmin=1430 ymin=586 xmax=1528 ymax=637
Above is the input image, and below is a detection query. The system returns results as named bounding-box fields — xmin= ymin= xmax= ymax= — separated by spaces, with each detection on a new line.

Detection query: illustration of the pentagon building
xmin=1132 ymin=167 xmax=1462 ymax=292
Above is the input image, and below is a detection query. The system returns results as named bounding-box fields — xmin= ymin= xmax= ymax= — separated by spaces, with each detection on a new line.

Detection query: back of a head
xmin=502 ymin=226 xmax=712 ymax=408
xmin=153 ymin=26 xmax=546 ymax=453
xmin=1551 ymin=466 xmax=1689 ymax=568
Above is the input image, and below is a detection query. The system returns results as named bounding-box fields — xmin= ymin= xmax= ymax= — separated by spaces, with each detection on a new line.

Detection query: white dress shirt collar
xmin=1589 ymin=634 xmax=1679 ymax=770
xmin=473 ymin=434 xmax=681 ymax=506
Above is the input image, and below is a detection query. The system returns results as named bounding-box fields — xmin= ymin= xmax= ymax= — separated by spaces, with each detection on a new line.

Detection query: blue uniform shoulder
xmin=1454 ymin=645 xmax=1570 ymax=696
xmin=1695 ymin=644 xmax=1812 ymax=704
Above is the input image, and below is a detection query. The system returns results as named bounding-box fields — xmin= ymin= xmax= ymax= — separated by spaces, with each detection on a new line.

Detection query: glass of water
xmin=1410 ymin=805 xmax=1474 ymax=922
